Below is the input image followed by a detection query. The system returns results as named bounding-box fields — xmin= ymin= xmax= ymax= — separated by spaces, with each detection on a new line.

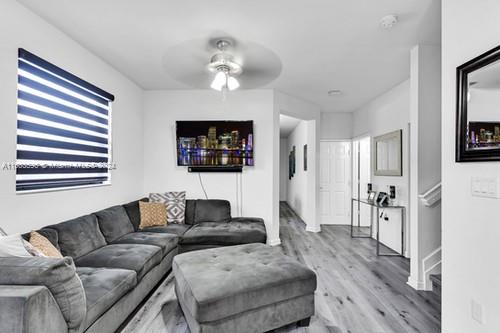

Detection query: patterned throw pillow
xmin=139 ymin=201 xmax=168 ymax=229
xmin=29 ymin=231 xmax=63 ymax=258
xmin=149 ymin=192 xmax=186 ymax=224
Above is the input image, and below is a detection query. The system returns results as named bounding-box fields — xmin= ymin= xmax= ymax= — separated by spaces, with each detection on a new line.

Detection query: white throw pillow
xmin=0 ymin=234 xmax=33 ymax=257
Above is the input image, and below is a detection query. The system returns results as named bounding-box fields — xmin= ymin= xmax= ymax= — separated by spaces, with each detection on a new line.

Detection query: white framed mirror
xmin=373 ymin=130 xmax=402 ymax=176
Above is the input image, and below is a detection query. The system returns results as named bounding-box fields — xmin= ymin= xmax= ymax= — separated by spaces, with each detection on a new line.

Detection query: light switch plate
xmin=471 ymin=177 xmax=500 ymax=198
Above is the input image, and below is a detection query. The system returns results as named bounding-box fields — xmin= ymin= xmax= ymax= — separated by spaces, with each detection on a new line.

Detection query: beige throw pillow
xmin=29 ymin=231 xmax=63 ymax=258
xmin=139 ymin=201 xmax=167 ymax=229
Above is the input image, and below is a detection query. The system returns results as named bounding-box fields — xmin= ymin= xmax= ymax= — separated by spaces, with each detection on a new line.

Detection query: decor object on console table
xmin=173 ymin=243 xmax=316 ymax=333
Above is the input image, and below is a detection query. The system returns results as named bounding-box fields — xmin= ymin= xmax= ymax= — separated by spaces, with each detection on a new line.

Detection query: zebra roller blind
xmin=16 ymin=48 xmax=114 ymax=192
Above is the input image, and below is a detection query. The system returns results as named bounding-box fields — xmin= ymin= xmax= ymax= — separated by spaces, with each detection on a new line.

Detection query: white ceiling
xmin=17 ymin=0 xmax=441 ymax=112
xmin=280 ymin=114 xmax=301 ymax=138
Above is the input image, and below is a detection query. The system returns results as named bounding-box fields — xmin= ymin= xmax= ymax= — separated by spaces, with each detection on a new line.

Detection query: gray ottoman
xmin=173 ymin=243 xmax=316 ymax=333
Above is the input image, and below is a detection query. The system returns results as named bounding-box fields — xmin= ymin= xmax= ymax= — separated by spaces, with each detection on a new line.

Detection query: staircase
xmin=430 ymin=274 xmax=441 ymax=297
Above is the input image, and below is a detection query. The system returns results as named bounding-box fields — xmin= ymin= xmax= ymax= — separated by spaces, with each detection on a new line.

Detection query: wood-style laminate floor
xmin=121 ymin=202 xmax=441 ymax=333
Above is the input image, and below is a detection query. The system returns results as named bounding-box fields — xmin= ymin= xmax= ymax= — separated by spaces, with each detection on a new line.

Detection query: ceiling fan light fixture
xmin=210 ymin=70 xmax=227 ymax=91
xmin=207 ymin=39 xmax=243 ymax=92
xmin=227 ymin=76 xmax=240 ymax=91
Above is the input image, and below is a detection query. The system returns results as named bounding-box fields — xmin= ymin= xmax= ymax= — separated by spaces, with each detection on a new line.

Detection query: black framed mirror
xmin=457 ymin=45 xmax=500 ymax=162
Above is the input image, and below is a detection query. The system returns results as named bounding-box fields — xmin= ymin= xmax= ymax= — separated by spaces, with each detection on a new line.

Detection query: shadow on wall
xmin=293 ymin=197 xmax=302 ymax=218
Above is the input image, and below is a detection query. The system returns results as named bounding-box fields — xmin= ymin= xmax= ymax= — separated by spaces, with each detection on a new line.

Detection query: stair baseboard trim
xmin=306 ymin=225 xmax=321 ymax=233
xmin=407 ymin=276 xmax=426 ymax=290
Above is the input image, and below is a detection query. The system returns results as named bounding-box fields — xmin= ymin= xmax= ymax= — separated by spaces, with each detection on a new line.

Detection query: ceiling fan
xmin=162 ymin=36 xmax=282 ymax=92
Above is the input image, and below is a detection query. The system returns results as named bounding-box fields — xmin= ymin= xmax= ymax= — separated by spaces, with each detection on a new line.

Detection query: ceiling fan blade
xmin=161 ymin=37 xmax=282 ymax=89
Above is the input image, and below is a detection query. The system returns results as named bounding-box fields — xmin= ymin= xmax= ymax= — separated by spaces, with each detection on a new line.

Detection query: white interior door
xmin=320 ymin=141 xmax=352 ymax=225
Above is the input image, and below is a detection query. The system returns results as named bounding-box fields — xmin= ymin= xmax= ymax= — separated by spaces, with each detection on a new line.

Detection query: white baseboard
xmin=268 ymin=238 xmax=281 ymax=246
xmin=407 ymin=276 xmax=426 ymax=290
xmin=306 ymin=225 xmax=321 ymax=233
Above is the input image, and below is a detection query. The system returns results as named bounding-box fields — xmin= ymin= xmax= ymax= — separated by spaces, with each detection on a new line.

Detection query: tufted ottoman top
xmin=173 ymin=243 xmax=316 ymax=323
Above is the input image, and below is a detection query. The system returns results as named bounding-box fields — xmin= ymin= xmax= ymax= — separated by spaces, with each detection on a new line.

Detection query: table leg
xmin=401 ymin=208 xmax=405 ymax=256
xmin=350 ymin=198 xmax=354 ymax=237
xmin=369 ymin=205 xmax=373 ymax=238
xmin=376 ymin=206 xmax=380 ymax=256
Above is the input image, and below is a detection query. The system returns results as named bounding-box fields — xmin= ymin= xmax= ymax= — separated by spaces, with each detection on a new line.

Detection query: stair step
xmin=430 ymin=274 xmax=441 ymax=287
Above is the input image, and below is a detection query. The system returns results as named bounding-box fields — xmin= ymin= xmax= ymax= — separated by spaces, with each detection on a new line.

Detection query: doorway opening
xmin=352 ymin=136 xmax=372 ymax=234
xmin=279 ymin=113 xmax=318 ymax=232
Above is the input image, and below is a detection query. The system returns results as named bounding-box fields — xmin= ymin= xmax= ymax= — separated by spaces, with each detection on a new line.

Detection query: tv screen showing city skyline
xmin=176 ymin=120 xmax=254 ymax=166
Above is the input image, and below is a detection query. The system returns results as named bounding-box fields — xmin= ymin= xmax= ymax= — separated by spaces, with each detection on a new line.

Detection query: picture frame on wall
xmin=303 ymin=144 xmax=307 ymax=171
xmin=292 ymin=146 xmax=296 ymax=175
xmin=456 ymin=44 xmax=500 ymax=162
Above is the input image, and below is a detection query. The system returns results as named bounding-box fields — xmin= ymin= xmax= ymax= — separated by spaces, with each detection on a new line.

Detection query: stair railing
xmin=418 ymin=182 xmax=441 ymax=207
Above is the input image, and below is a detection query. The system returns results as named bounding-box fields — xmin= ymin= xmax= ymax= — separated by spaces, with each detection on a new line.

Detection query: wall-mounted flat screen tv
xmin=176 ymin=120 xmax=254 ymax=166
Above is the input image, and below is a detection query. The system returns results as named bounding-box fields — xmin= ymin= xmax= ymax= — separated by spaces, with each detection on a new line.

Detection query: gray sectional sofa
xmin=0 ymin=198 xmax=267 ymax=333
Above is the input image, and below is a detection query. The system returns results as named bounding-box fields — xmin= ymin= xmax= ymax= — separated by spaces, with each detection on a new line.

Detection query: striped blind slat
xmin=16 ymin=48 xmax=114 ymax=193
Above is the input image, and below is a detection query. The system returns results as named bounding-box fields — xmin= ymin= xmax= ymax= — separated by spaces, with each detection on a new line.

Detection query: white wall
xmin=352 ymin=80 xmax=410 ymax=254
xmin=0 ymin=1 xmax=144 ymax=233
xmin=275 ymin=91 xmax=321 ymax=232
xmin=320 ymin=112 xmax=353 ymax=140
xmin=279 ymin=138 xmax=288 ymax=201
xmin=442 ymin=1 xmax=500 ymax=332
xmin=143 ymin=90 xmax=280 ymax=245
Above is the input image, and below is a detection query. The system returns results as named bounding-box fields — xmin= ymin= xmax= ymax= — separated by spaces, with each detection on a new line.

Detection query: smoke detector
xmin=380 ymin=14 xmax=398 ymax=29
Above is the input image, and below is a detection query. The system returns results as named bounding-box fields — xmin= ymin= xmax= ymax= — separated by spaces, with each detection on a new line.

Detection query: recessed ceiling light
xmin=380 ymin=14 xmax=398 ymax=29
xmin=328 ymin=90 xmax=342 ymax=96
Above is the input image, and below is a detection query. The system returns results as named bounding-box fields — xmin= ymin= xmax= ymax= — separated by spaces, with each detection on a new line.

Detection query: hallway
xmin=277 ymin=202 xmax=440 ymax=333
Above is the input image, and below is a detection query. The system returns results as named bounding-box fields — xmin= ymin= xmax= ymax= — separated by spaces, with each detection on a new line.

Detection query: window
xmin=16 ymin=49 xmax=114 ymax=193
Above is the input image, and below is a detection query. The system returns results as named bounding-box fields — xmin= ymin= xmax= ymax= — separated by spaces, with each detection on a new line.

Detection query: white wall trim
xmin=319 ymin=139 xmax=352 ymax=142
xmin=268 ymin=238 xmax=282 ymax=246
xmin=305 ymin=225 xmax=321 ymax=233
xmin=408 ymin=246 xmax=442 ymax=290
xmin=352 ymin=133 xmax=371 ymax=141
xmin=407 ymin=277 xmax=425 ymax=290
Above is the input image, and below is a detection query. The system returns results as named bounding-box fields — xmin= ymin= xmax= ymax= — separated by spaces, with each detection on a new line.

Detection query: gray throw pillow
xmin=150 ymin=191 xmax=186 ymax=224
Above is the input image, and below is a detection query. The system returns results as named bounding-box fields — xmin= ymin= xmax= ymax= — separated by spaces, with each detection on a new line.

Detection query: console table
xmin=350 ymin=198 xmax=405 ymax=257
